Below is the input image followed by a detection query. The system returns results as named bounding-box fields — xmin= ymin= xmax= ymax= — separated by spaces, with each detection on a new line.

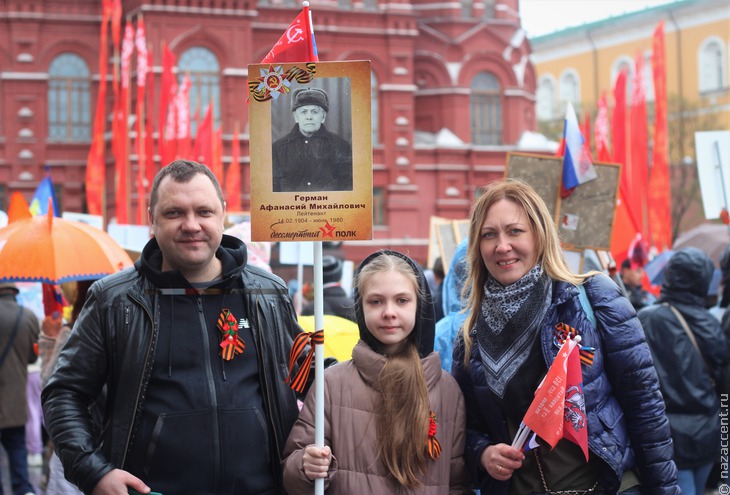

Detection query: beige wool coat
xmin=283 ymin=341 xmax=472 ymax=494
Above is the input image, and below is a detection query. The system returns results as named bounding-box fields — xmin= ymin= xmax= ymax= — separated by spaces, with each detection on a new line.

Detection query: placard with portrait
xmin=248 ymin=60 xmax=373 ymax=242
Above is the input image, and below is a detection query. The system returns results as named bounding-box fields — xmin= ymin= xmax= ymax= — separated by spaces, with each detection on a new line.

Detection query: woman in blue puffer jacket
xmin=452 ymin=178 xmax=679 ymax=495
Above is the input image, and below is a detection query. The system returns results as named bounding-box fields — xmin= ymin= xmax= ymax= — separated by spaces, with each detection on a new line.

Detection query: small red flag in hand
xmin=522 ymin=338 xmax=589 ymax=461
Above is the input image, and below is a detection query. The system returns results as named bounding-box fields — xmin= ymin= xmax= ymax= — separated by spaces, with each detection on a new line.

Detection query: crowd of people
xmin=4 ymin=165 xmax=728 ymax=495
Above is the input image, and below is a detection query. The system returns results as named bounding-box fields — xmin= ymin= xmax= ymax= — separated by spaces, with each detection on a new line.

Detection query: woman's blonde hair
xmin=462 ymin=178 xmax=597 ymax=366
xmin=355 ymin=254 xmax=431 ymax=487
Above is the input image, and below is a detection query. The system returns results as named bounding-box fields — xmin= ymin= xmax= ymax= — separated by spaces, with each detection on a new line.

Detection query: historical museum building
xmin=0 ymin=0 xmax=537 ymax=263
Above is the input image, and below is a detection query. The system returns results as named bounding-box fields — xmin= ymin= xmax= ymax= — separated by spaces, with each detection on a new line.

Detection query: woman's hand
xmin=302 ymin=444 xmax=332 ymax=480
xmin=481 ymin=444 xmax=524 ymax=481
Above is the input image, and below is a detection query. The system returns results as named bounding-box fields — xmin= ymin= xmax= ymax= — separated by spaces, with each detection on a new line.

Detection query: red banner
xmin=175 ymin=75 xmax=192 ymax=159
xmin=135 ymin=16 xmax=148 ymax=225
xmin=85 ymin=0 xmax=113 ymax=216
xmin=113 ymin=23 xmax=134 ymax=224
xmin=212 ymin=126 xmax=223 ymax=186
xmin=159 ymin=43 xmax=177 ymax=167
xmin=523 ymin=340 xmax=576 ymax=448
xmin=194 ymin=105 xmax=213 ymax=168
xmin=595 ymin=93 xmax=612 ymax=162
xmin=227 ymin=121 xmax=242 ymax=211
xmin=563 ymin=341 xmax=588 ymax=461
xmin=648 ymin=22 xmax=672 ymax=250
xmin=145 ymin=49 xmax=156 ymax=192
xmin=629 ymin=52 xmax=649 ymax=238
xmin=611 ymin=70 xmax=627 ymax=170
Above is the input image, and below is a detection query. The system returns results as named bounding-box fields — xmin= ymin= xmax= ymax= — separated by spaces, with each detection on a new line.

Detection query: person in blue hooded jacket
xmin=638 ymin=247 xmax=728 ymax=495
xmin=452 ymin=178 xmax=679 ymax=495
xmin=435 ymin=238 xmax=469 ymax=372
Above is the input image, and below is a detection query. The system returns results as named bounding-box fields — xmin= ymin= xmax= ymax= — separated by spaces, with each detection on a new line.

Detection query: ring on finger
xmin=498 ymin=465 xmax=503 ymax=474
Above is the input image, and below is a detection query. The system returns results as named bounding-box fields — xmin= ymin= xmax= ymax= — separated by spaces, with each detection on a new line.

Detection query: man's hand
xmin=91 ymin=469 xmax=150 ymax=495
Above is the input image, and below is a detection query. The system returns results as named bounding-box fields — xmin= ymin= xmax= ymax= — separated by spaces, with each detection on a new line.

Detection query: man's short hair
xmin=291 ymin=87 xmax=329 ymax=113
xmin=149 ymin=160 xmax=224 ymax=216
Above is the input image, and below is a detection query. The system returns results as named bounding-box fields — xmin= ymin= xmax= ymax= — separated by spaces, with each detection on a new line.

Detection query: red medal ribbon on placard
xmin=218 ymin=309 xmax=245 ymax=361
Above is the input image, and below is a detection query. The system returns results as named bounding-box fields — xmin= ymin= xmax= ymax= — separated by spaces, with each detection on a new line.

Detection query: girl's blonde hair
xmin=355 ymin=253 xmax=430 ymax=487
xmin=462 ymin=178 xmax=598 ymax=366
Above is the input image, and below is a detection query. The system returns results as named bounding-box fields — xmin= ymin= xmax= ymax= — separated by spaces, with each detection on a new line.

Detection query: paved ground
xmin=0 ymin=445 xmax=43 ymax=495
xmin=1 ymin=443 xmax=726 ymax=494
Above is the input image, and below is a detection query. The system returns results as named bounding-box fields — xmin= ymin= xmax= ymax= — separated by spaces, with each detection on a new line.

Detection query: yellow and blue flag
xmin=29 ymin=168 xmax=60 ymax=217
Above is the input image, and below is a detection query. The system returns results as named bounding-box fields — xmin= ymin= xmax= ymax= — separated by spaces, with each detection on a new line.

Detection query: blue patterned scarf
xmin=475 ymin=264 xmax=552 ymax=398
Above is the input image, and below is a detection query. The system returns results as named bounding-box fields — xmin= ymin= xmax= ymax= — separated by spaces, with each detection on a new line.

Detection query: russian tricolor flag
xmin=562 ymin=102 xmax=597 ymax=190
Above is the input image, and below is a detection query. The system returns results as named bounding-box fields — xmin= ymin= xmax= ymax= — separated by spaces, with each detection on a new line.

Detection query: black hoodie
xmin=353 ymin=249 xmax=436 ymax=358
xmin=126 ymin=234 xmax=276 ymax=494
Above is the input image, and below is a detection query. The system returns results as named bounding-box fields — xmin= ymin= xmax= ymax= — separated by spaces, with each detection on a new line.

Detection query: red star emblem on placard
xmin=319 ymin=220 xmax=336 ymax=238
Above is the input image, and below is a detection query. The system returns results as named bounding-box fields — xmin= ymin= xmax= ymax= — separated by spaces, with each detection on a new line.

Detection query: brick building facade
xmin=0 ymin=0 xmax=537 ymax=264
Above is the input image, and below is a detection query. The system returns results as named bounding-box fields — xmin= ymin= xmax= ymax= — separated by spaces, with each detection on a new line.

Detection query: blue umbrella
xmin=643 ymin=250 xmax=674 ymax=286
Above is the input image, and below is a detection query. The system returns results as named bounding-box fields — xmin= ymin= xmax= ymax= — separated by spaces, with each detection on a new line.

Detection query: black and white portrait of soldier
xmin=272 ymin=87 xmax=353 ymax=192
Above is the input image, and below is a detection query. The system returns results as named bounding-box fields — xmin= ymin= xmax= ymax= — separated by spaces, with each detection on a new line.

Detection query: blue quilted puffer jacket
xmin=452 ymin=274 xmax=679 ymax=495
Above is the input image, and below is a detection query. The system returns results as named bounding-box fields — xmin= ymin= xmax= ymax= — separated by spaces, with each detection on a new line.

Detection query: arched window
xmin=559 ymin=70 xmax=580 ymax=114
xmin=699 ymin=38 xmax=725 ymax=93
xmin=471 ymin=71 xmax=502 ymax=145
xmin=371 ymin=71 xmax=379 ymax=145
xmin=48 ymin=53 xmax=91 ymax=141
xmin=536 ymin=76 xmax=556 ymax=121
xmin=178 ymin=47 xmax=220 ymax=135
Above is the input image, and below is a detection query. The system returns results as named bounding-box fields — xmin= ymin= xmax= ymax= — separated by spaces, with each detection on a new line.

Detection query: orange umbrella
xmin=0 ymin=213 xmax=133 ymax=284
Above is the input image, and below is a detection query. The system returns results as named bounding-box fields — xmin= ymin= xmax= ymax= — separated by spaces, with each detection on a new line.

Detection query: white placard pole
xmin=313 ymin=241 xmax=325 ymax=495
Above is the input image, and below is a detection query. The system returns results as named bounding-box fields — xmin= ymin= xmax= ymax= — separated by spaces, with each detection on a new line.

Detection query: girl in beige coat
xmin=283 ymin=250 xmax=472 ymax=494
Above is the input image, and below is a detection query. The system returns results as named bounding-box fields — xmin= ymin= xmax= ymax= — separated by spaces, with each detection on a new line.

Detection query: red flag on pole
xmin=563 ymin=338 xmax=589 ymax=461
xmin=175 ymin=75 xmax=192 ymax=159
xmin=522 ymin=338 xmax=588 ymax=460
xmin=164 ymin=76 xmax=178 ymax=163
xmin=114 ymin=23 xmax=134 ymax=224
xmin=611 ymin=70 xmax=627 ymax=173
xmin=227 ymin=121 xmax=242 ymax=211
xmin=522 ymin=339 xmax=575 ymax=449
xmin=594 ymin=93 xmax=612 ymax=162
xmin=135 ymin=16 xmax=148 ymax=225
xmin=629 ymin=52 xmax=649 ymax=239
xmin=211 ymin=126 xmax=224 ymax=185
xmin=144 ymin=48 xmax=156 ymax=190
xmin=194 ymin=105 xmax=213 ymax=166
xmin=580 ymin=112 xmax=592 ymax=160
xmin=609 ymin=68 xmax=641 ymax=261
xmin=159 ymin=43 xmax=176 ymax=167
xmin=260 ymin=4 xmax=319 ymax=64
xmin=85 ymin=0 xmax=113 ymax=216
xmin=648 ymin=21 xmax=672 ymax=250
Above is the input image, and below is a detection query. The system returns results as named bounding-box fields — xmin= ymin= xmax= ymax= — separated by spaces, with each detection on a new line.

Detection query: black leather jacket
xmin=42 ymin=237 xmax=302 ymax=495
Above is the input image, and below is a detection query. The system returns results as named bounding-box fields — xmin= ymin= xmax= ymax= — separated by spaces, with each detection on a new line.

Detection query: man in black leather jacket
xmin=42 ymin=160 xmax=303 ymax=495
